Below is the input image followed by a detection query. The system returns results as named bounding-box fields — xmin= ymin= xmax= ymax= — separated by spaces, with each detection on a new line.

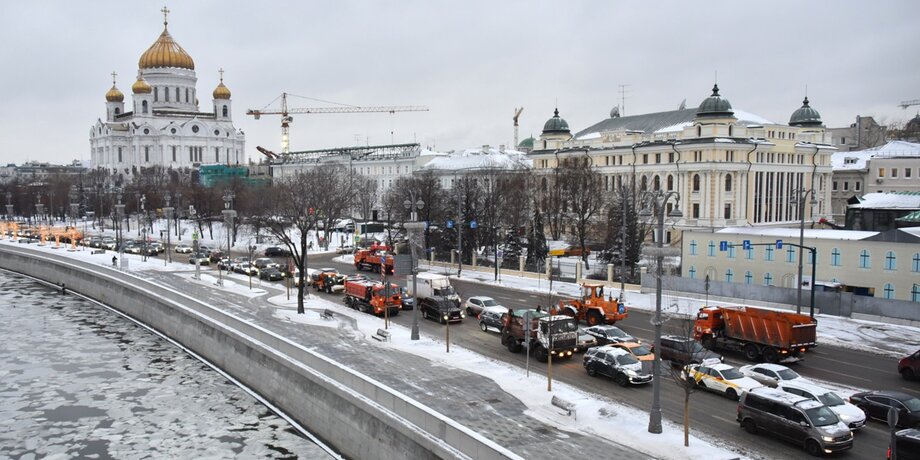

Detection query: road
xmin=191 ymin=247 xmax=916 ymax=459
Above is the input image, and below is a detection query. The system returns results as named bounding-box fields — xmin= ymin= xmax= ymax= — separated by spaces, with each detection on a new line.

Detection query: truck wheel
xmin=534 ymin=347 xmax=548 ymax=362
xmin=762 ymin=347 xmax=779 ymax=364
xmin=743 ymin=344 xmax=761 ymax=361
xmin=701 ymin=335 xmax=716 ymax=350
xmin=586 ymin=311 xmax=603 ymax=326
xmin=742 ymin=419 xmax=758 ymax=434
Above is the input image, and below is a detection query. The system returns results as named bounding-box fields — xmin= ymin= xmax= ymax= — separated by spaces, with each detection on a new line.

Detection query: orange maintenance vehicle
xmin=343 ymin=279 xmax=401 ymax=317
xmin=354 ymin=242 xmax=395 ymax=275
xmin=552 ymin=282 xmax=628 ymax=326
xmin=694 ymin=306 xmax=817 ymax=363
xmin=311 ymin=268 xmax=345 ymax=293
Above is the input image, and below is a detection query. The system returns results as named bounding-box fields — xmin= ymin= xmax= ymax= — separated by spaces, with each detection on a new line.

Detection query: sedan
xmin=849 ymin=390 xmax=920 ymax=429
xmin=610 ymin=341 xmax=655 ymax=362
xmin=477 ymin=305 xmax=509 ymax=332
xmin=188 ymin=253 xmax=211 ymax=265
xmin=685 ymin=363 xmax=763 ymax=400
xmin=399 ymin=287 xmax=415 ymax=310
xmin=575 ymin=330 xmax=598 ymax=352
xmin=583 ymin=345 xmax=652 ymax=386
xmin=175 ymin=243 xmax=193 ymax=254
xmin=264 ymin=246 xmax=291 ymax=257
xmin=779 ymin=381 xmax=867 ymax=430
xmin=259 ymin=267 xmax=285 ymax=281
xmin=900 ymin=349 xmax=920 ymax=381
xmin=582 ymin=325 xmax=638 ymax=346
xmin=464 ymin=296 xmax=502 ymax=316
xmin=253 ymin=257 xmax=279 ymax=271
xmin=739 ymin=363 xmax=811 ymax=388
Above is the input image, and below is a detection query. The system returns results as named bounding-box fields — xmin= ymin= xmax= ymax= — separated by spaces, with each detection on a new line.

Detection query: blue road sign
xmin=742 ymin=240 xmax=751 ymax=250
xmin=447 ymin=220 xmax=454 ymax=229
xmin=470 ymin=220 xmax=478 ymax=229
xmin=775 ymin=239 xmax=783 ymax=249
xmin=719 ymin=241 xmax=728 ymax=252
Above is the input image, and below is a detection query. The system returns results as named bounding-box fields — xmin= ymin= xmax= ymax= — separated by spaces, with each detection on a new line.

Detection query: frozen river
xmin=0 ymin=270 xmax=333 ymax=459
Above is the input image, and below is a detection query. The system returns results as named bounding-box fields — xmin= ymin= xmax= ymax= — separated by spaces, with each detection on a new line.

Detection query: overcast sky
xmin=1 ymin=1 xmax=917 ymax=165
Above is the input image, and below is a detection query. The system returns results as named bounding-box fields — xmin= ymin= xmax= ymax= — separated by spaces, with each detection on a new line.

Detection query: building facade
xmin=827 ymin=115 xmax=887 ymax=152
xmin=830 ymin=141 xmax=920 ymax=222
xmin=89 ymin=11 xmax=245 ymax=180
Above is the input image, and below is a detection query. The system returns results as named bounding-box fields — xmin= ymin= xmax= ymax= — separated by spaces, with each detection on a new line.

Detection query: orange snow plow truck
xmin=343 ymin=279 xmax=401 ymax=317
xmin=693 ymin=306 xmax=817 ymax=363
xmin=552 ymin=283 xmax=627 ymax=326
xmin=354 ymin=242 xmax=395 ymax=275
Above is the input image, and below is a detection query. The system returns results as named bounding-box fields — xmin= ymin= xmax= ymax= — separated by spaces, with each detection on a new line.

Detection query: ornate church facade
xmin=89 ymin=8 xmax=245 ymax=178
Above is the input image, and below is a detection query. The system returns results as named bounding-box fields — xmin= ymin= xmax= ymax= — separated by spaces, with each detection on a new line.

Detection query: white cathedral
xmin=89 ymin=8 xmax=245 ymax=177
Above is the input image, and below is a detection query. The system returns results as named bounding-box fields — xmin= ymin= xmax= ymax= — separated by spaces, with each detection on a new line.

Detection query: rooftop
xmin=574 ymin=107 xmax=774 ymax=140
xmin=849 ymin=191 xmax=920 ymax=209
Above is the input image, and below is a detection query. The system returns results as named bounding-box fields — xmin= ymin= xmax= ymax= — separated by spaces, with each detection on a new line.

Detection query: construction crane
xmin=899 ymin=99 xmax=920 ymax=110
xmin=513 ymin=107 xmax=523 ymax=148
xmin=247 ymin=92 xmax=428 ymax=154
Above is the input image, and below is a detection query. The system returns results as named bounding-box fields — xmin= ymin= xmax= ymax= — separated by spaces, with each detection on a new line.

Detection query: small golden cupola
xmin=138 ymin=7 xmax=195 ymax=70
xmin=212 ymin=68 xmax=231 ymax=99
xmin=132 ymin=73 xmax=153 ymax=94
xmin=105 ymin=72 xmax=124 ymax=102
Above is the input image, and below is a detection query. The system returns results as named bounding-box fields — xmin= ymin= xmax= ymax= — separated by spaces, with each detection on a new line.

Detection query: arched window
xmin=697 ymin=125 xmax=702 ymax=137
xmin=165 ymin=87 xmax=169 ymax=102
xmin=653 ymin=175 xmax=660 ymax=191
xmin=688 ymin=266 xmax=697 ymax=279
xmin=859 ymin=249 xmax=871 ymax=269
xmin=222 ymin=105 xmax=228 ymax=117
xmin=175 ymin=87 xmax=180 ymax=101
xmin=885 ymin=251 xmax=897 ymax=270
xmin=913 ymin=253 xmax=920 ymax=272
xmin=884 ymin=283 xmax=895 ymax=299
xmin=707 ymin=240 xmax=716 ymax=257
xmin=912 ymin=284 xmax=920 ymax=302
xmin=185 ymin=87 xmax=189 ymax=102
xmin=831 ymin=248 xmax=842 ymax=266
xmin=640 ymin=176 xmax=648 ymax=191
xmin=154 ymin=87 xmax=158 ymax=102
xmin=541 ymin=177 xmax=547 ymax=191
xmin=725 ymin=174 xmax=732 ymax=192
xmin=142 ymin=100 xmax=148 ymax=114
xmin=728 ymin=125 xmax=733 ymax=137
xmin=692 ymin=174 xmax=700 ymax=192
xmin=744 ymin=271 xmax=753 ymax=285
xmin=667 ymin=174 xmax=674 ymax=191
xmin=114 ymin=107 xmax=120 ymax=115
xmin=725 ymin=268 xmax=734 ymax=283
xmin=763 ymin=272 xmax=774 ymax=286
xmin=689 ymin=240 xmax=698 ymax=255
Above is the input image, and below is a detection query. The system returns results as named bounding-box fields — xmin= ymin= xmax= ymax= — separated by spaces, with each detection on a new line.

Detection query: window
xmin=692 ymin=174 xmax=701 ymax=192
xmin=884 ymin=283 xmax=895 ymax=300
xmin=885 ymin=251 xmax=897 ymax=270
xmin=765 ymin=247 xmax=774 ymax=261
xmin=744 ymin=271 xmax=753 ymax=285
xmin=832 ymin=181 xmax=838 ymax=191
xmin=831 ymin=248 xmax=842 ymax=266
xmin=708 ymin=241 xmax=716 ymax=257
xmin=667 ymin=175 xmax=674 ymax=191
xmin=689 ymin=240 xmax=698 ymax=255
xmin=117 ymin=147 xmax=122 ymax=162
xmin=185 ymin=87 xmax=189 ymax=102
xmin=215 ymin=147 xmax=219 ymax=162
xmin=859 ymin=249 xmax=871 ymax=269
xmin=745 ymin=247 xmax=754 ymax=260
xmin=175 ymin=87 xmax=180 ymax=101
xmin=855 ymin=182 xmax=861 ymax=191
xmin=643 ymin=153 xmax=648 ymax=164
xmin=729 ymin=125 xmax=733 ymax=136
xmin=154 ymin=87 xmax=158 ymax=102
xmin=655 ymin=153 xmax=661 ymax=164
xmin=144 ymin=146 xmax=149 ymax=162
xmin=879 ymin=168 xmax=886 ymax=178
xmin=907 ymin=168 xmax=913 ymax=178
xmin=892 ymin=168 xmax=899 ymax=178
xmin=763 ymin=273 xmax=773 ymax=286
xmin=913 ymin=253 xmax=920 ymax=272
xmin=114 ymin=107 xmax=120 ymax=115
xmin=165 ymin=87 xmax=169 ymax=102
xmin=697 ymin=126 xmax=702 ymax=137
xmin=727 ymin=245 xmax=736 ymax=259
xmin=725 ymin=175 xmax=732 ymax=191
xmin=689 ymin=266 xmax=697 ymax=279
xmin=192 ymin=125 xmax=199 ymax=133
xmin=222 ymin=105 xmax=228 ymax=117
xmin=653 ymin=175 xmax=660 ymax=191
xmin=725 ymin=269 xmax=734 ymax=283
xmin=142 ymin=100 xmax=148 ymax=114
xmin=724 ymin=204 xmax=731 ymax=219
xmin=912 ymin=284 xmax=920 ymax=302
xmin=692 ymin=203 xmax=700 ymax=218
xmin=171 ymin=146 xmax=176 ymax=162
xmin=843 ymin=181 xmax=849 ymax=191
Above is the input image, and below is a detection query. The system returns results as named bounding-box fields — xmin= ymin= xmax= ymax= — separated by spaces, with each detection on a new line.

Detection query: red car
xmin=901 ymin=349 xmax=920 ymax=380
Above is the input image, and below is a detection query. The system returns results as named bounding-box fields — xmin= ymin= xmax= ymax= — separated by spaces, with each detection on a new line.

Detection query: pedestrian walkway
xmin=144 ymin=270 xmax=654 ymax=460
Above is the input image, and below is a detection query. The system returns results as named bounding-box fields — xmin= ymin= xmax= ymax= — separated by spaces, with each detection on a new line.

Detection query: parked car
xmin=464 ymin=296 xmax=502 ymax=316
xmin=891 ymin=428 xmax=920 ymax=460
xmin=740 ymin=363 xmax=811 ymax=388
xmin=737 ymin=387 xmax=853 ymax=456
xmin=336 ymin=245 xmax=355 ymax=254
xmin=658 ymin=335 xmax=723 ymax=366
xmin=208 ymin=249 xmax=225 ymax=263
xmin=229 ymin=257 xmax=252 ymax=274
xmin=478 ymin=305 xmax=508 ymax=332
xmin=101 ymin=237 xmax=117 ymax=250
xmin=259 ymin=266 xmax=285 ymax=281
xmin=900 ymin=349 xmax=920 ymax=381
xmin=684 ymin=362 xmax=762 ymax=400
xmin=175 ymin=243 xmax=193 ymax=254
xmin=778 ymin=381 xmax=867 ymax=430
xmin=148 ymin=242 xmax=165 ymax=254
xmin=399 ymin=287 xmax=415 ymax=310
xmin=583 ymin=345 xmax=652 ymax=386
xmin=849 ymin=390 xmax=920 ymax=429
xmin=610 ymin=341 xmax=655 ymax=362
xmin=582 ymin=325 xmax=637 ymax=346
xmin=188 ymin=252 xmax=210 ymax=265
xmin=216 ymin=258 xmax=232 ymax=271
xmin=264 ymin=246 xmax=291 ymax=257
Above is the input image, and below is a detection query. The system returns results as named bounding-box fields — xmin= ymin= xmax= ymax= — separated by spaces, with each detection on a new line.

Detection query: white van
xmin=409 ymin=272 xmax=460 ymax=304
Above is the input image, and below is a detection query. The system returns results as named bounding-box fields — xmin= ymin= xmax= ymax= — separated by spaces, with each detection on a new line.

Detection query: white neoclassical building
xmin=89 ymin=9 xmax=245 ymax=178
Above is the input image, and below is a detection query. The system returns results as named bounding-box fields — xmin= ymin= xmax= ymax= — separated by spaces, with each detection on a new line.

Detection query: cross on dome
xmin=161 ymin=6 xmax=170 ymax=26
xmin=219 ymin=67 xmax=224 ymax=82
xmin=111 ymin=71 xmax=117 ymax=85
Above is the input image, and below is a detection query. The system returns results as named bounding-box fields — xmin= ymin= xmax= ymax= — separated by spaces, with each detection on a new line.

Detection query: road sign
xmin=719 ymin=241 xmax=728 ymax=252
xmin=470 ymin=220 xmax=477 ymax=229
xmin=192 ymin=230 xmax=199 ymax=241
xmin=742 ymin=240 xmax=751 ymax=250
xmin=447 ymin=220 xmax=454 ymax=229
xmin=497 ymin=249 xmax=504 ymax=260
xmin=775 ymin=239 xmax=783 ymax=249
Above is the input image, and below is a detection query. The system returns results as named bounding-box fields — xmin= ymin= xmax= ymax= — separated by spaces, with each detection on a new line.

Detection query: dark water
xmin=0 ymin=271 xmax=332 ymax=459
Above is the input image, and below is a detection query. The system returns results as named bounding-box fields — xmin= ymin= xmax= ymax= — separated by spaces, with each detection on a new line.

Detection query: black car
xmin=259 ymin=267 xmax=285 ymax=281
xmin=419 ymin=297 xmax=464 ymax=324
xmin=478 ymin=307 xmax=507 ymax=333
xmin=264 ymin=246 xmax=291 ymax=257
xmin=659 ymin=335 xmax=723 ymax=366
xmin=850 ymin=390 xmax=920 ymax=429
xmin=583 ymin=345 xmax=653 ymax=386
xmin=582 ymin=325 xmax=638 ymax=346
xmin=892 ymin=428 xmax=920 ymax=460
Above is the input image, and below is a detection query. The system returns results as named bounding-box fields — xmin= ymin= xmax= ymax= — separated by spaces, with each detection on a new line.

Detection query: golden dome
xmin=105 ymin=84 xmax=124 ymax=102
xmin=138 ymin=26 xmax=195 ymax=70
xmin=132 ymin=75 xmax=152 ymax=94
xmin=213 ymin=69 xmax=231 ymax=99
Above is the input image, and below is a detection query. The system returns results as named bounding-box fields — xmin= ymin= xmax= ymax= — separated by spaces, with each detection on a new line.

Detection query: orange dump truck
xmin=354 ymin=243 xmax=395 ymax=275
xmin=343 ymin=279 xmax=401 ymax=317
xmin=693 ymin=306 xmax=817 ymax=363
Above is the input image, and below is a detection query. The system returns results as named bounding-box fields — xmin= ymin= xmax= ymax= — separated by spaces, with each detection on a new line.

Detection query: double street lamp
xmin=6 ymin=191 xmax=14 ymax=221
xmin=638 ymin=190 xmax=682 ymax=435
xmin=404 ymin=193 xmax=425 ymax=341
xmin=114 ymin=187 xmax=125 ymax=268
xmin=163 ymin=192 xmax=173 ymax=265
xmin=791 ymin=188 xmax=818 ymax=315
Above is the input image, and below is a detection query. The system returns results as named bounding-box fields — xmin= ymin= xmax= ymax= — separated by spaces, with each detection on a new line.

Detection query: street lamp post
xmin=69 ymin=187 xmax=78 ymax=229
xmin=7 ymin=191 xmax=15 ymax=221
xmin=404 ymin=193 xmax=425 ymax=341
xmin=115 ymin=189 xmax=125 ymax=269
xmin=163 ymin=192 xmax=173 ymax=265
xmin=639 ymin=190 xmax=682 ymax=435
xmin=792 ymin=188 xmax=818 ymax=315
xmin=248 ymin=241 xmax=256 ymax=290
xmin=139 ymin=195 xmax=147 ymax=262
xmin=175 ymin=192 xmax=182 ymax=241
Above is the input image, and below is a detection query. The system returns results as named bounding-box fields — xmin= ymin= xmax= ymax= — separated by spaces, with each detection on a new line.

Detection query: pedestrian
xmin=61 ymin=283 xmax=66 ymax=296
xmin=112 ymin=255 xmax=118 ymax=267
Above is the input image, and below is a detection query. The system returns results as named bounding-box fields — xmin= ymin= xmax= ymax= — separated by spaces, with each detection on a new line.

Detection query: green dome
xmin=789 ymin=97 xmax=823 ymax=127
xmin=518 ymin=136 xmax=535 ymax=148
xmin=696 ymin=84 xmax=734 ymax=118
xmin=542 ymin=108 xmax=570 ymax=134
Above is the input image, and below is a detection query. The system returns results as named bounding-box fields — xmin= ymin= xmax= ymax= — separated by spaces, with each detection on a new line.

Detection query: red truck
xmin=343 ymin=279 xmax=401 ymax=317
xmin=693 ymin=306 xmax=817 ymax=363
xmin=354 ymin=242 xmax=395 ymax=275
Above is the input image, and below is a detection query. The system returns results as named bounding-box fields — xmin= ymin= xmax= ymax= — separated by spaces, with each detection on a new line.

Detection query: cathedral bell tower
xmin=104 ymin=71 xmax=125 ymax=122
xmin=212 ymin=68 xmax=232 ymax=121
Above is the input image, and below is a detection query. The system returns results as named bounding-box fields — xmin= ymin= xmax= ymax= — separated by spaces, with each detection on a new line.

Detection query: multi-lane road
xmin=252 ymin=251 xmax=918 ymax=459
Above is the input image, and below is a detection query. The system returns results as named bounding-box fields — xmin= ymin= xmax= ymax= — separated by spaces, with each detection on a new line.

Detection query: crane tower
xmin=513 ymin=107 xmax=523 ymax=149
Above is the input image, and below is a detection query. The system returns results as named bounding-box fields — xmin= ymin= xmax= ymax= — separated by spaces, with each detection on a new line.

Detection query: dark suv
xmin=659 ymin=335 xmax=722 ymax=366
xmin=900 ymin=349 xmax=920 ymax=381
xmin=419 ymin=297 xmax=464 ymax=324
xmin=264 ymin=246 xmax=291 ymax=257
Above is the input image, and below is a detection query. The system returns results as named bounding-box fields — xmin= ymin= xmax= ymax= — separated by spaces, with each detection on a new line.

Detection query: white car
xmin=175 ymin=243 xmax=193 ymax=254
xmin=739 ymin=363 xmax=811 ymax=388
xmin=464 ymin=296 xmax=503 ymax=316
xmin=778 ymin=381 xmax=867 ymax=430
xmin=684 ymin=362 xmax=763 ymax=400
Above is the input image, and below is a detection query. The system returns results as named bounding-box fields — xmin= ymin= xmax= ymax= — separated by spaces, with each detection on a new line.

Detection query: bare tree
xmin=354 ymin=174 xmax=379 ymax=223
xmin=663 ymin=308 xmax=702 ymax=448
xmin=559 ymin=154 xmax=605 ymax=269
xmin=313 ymin=164 xmax=351 ymax=249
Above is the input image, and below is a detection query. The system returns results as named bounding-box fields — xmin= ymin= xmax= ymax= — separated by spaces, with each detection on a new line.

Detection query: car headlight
xmin=460 ymin=312 xmax=466 ymax=318
xmin=821 ymin=436 xmax=834 ymax=443
xmin=625 ymin=369 xmax=637 ymax=377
